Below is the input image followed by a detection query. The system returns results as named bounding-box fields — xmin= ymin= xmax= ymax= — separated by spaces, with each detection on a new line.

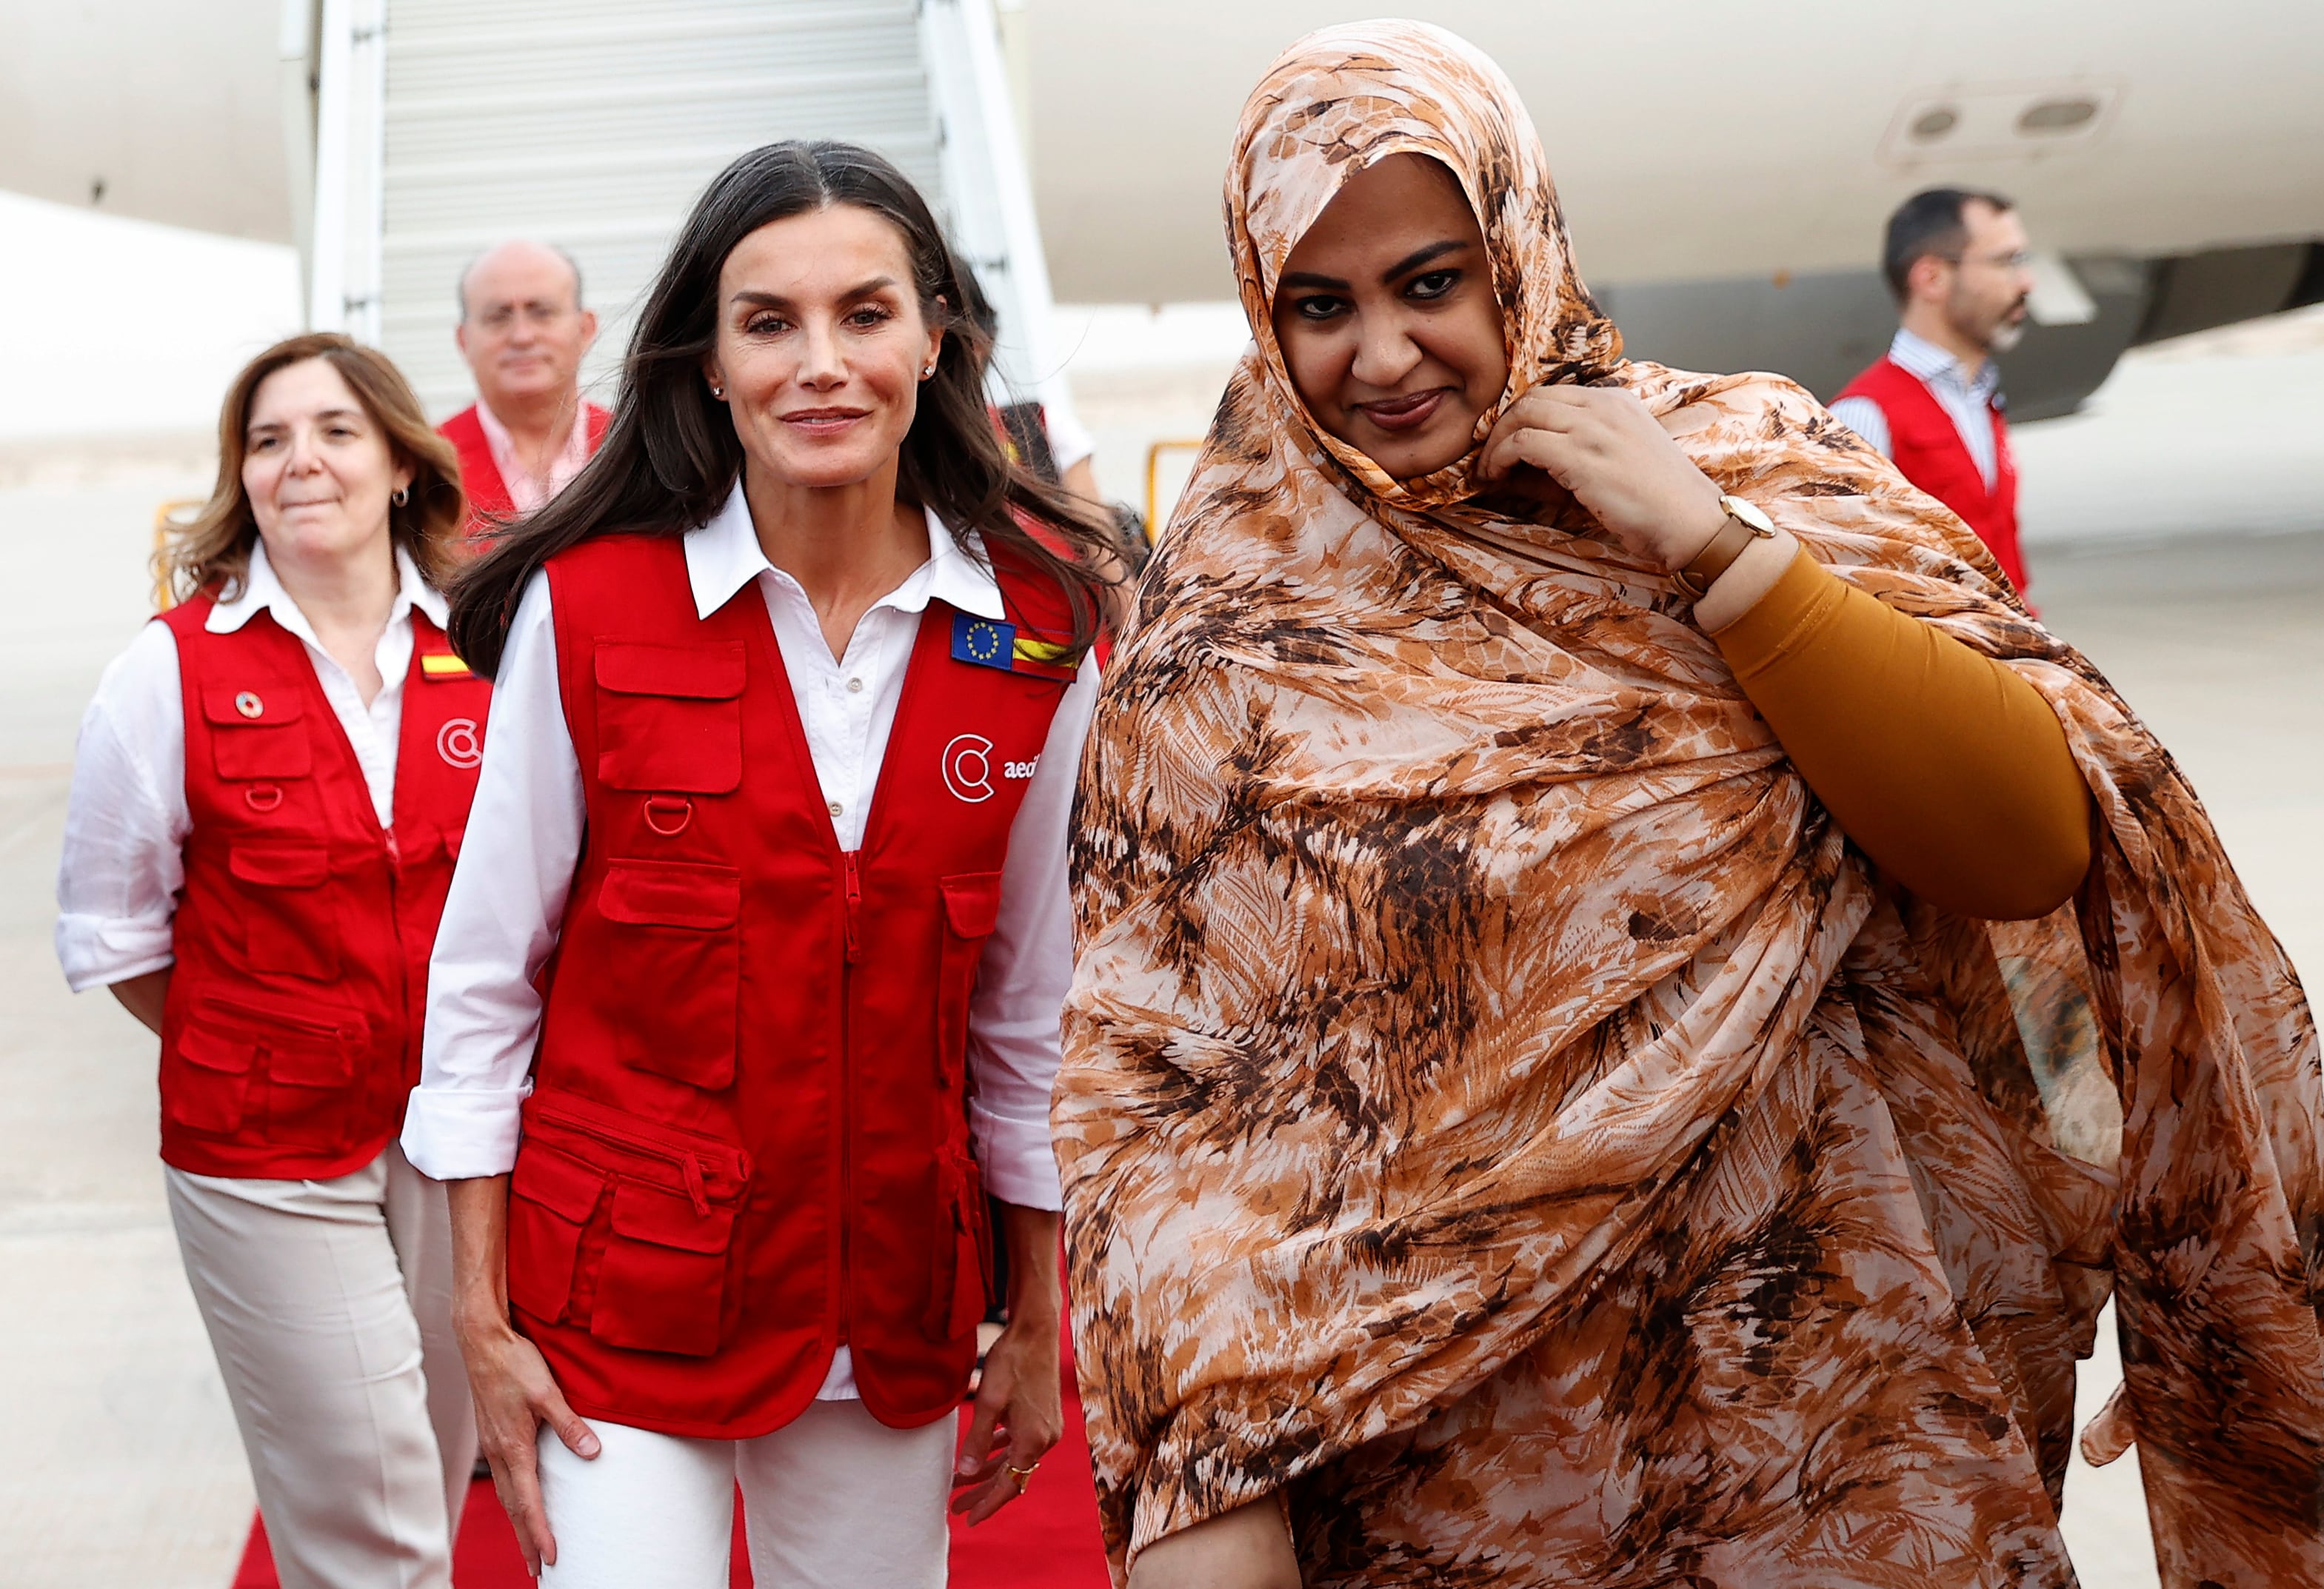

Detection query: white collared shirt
xmin=402 ymin=484 xmax=1096 ymax=1401
xmin=473 ymin=397 xmax=596 ymax=515
xmin=54 ymin=541 xmax=450 ymax=992
xmin=1829 ymin=327 xmax=2005 ymax=488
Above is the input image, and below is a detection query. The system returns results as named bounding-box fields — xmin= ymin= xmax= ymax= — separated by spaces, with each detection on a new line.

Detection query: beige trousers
xmin=536 ymin=1399 xmax=955 ymax=1588
xmin=165 ymin=1143 xmax=478 ymax=1589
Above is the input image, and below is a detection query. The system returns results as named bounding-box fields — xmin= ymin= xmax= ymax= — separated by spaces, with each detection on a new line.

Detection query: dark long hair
xmin=448 ymin=140 xmax=1117 ymax=674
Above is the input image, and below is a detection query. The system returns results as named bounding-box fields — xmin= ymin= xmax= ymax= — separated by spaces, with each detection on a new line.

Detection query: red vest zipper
xmin=841 ymin=850 xmax=864 ymax=964
xmin=838 ymin=850 xmax=863 ymax=1349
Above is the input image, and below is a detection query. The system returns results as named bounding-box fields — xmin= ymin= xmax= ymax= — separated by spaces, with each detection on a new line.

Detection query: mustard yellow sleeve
xmin=1712 ymin=550 xmax=2092 ymax=921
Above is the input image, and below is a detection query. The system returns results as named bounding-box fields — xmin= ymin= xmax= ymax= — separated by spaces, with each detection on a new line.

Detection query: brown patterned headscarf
xmin=1056 ymin=19 xmax=2324 ymax=1587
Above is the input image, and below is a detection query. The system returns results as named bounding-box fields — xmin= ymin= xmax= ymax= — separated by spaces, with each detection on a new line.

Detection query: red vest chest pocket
xmin=594 ymin=641 xmax=744 ymax=793
xmin=593 ymin=860 xmax=741 ymax=1089
xmin=201 ymin=685 xmax=313 ymax=781
xmin=226 ymin=841 xmax=341 ymax=980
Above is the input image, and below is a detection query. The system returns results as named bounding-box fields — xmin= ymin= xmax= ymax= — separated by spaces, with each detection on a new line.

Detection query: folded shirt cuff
xmin=969 ymin=1100 xmax=1063 ymax=1211
xmin=55 ymin=915 xmax=175 ymax=994
xmin=399 ymin=1084 xmax=531 ymax=1180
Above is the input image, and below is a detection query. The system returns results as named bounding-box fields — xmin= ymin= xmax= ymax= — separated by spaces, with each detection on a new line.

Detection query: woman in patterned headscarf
xmin=1056 ymin=19 xmax=2324 ymax=1589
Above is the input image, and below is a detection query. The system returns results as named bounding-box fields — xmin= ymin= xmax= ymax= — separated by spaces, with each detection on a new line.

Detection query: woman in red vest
xmin=409 ymin=141 xmax=1117 ymax=1585
xmin=55 ymin=333 xmax=487 ymax=1588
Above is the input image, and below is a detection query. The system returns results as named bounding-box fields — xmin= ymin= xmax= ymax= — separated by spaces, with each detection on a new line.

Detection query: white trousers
xmin=165 ymin=1143 xmax=478 ymax=1589
xmin=537 ymin=1399 xmax=955 ymax=1588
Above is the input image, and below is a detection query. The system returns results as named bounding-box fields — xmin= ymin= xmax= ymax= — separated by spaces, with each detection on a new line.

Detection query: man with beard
xmin=1832 ymin=190 xmax=2037 ymax=601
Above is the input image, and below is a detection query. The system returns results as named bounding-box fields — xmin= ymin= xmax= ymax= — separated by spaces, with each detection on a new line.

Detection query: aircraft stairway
xmin=304 ymin=0 xmax=1071 ymax=422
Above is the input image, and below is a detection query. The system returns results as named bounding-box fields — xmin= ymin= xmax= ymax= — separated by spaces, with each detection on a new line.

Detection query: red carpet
xmin=230 ymin=1350 xmax=1110 ymax=1588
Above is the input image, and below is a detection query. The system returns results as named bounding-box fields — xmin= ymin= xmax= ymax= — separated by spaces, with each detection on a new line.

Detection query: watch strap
xmin=1671 ymin=507 xmax=1776 ymax=600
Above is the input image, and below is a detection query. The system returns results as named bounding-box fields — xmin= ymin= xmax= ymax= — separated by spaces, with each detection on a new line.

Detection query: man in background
xmin=439 ymin=239 xmax=609 ymax=537
xmin=1832 ymin=189 xmax=2038 ymax=601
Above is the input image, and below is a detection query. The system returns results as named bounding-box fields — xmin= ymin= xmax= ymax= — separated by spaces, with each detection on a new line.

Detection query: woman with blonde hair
xmin=56 ymin=332 xmax=487 ymax=1588
xmin=1058 ymin=22 xmax=2324 ymax=1588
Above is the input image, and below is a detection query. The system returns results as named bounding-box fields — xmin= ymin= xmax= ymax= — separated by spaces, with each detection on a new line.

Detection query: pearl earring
xmin=392 ymin=486 xmax=409 ymax=507
xmin=922 ymin=364 xmax=936 ymax=378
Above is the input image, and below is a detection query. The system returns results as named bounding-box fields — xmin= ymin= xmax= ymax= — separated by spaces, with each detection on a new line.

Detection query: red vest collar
xmin=1835 ymin=355 xmax=2028 ymax=597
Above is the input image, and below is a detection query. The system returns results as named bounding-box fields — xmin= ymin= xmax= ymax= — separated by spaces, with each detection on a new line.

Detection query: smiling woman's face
xmin=241 ymin=358 xmax=408 ymax=570
xmin=1271 ymin=153 xmax=1509 ymax=481
xmin=705 ymin=203 xmax=943 ymax=493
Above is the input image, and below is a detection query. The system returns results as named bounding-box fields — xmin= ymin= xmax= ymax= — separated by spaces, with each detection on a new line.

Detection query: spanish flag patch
xmin=419 ymin=652 xmax=474 ymax=680
xmin=949 ymin=613 xmax=1081 ymax=681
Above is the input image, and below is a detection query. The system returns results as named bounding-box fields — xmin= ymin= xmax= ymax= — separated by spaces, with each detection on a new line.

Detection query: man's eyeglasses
xmin=1936 ymin=249 xmax=2032 ymax=272
xmin=473 ymin=303 xmax=577 ymax=332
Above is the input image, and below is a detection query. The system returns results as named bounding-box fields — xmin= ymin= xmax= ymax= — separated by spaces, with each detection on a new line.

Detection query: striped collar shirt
xmin=473 ymin=398 xmax=595 ymax=515
xmin=1831 ymin=327 xmax=2005 ymax=488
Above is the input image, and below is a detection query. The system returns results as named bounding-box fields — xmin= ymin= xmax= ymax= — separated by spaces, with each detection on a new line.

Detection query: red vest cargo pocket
xmin=227 ymin=841 xmax=341 ymax=980
xmin=595 ymin=859 xmax=741 ymax=1090
xmin=924 ymin=1153 xmax=992 ymax=1343
xmin=593 ymin=641 xmax=744 ymax=794
xmin=259 ymin=1033 xmax=362 ymax=1150
xmin=935 ymin=872 xmax=1004 ymax=1092
xmin=518 ymin=1093 xmax=751 ymax=1349
xmin=193 ymin=992 xmax=370 ymax=1150
xmin=591 ymin=1182 xmax=738 ymax=1357
xmin=163 ymin=1024 xmax=256 ymax=1136
xmin=259 ymin=1060 xmax=358 ymax=1149
xmin=202 ymin=686 xmax=314 ymax=780
xmin=507 ymin=1142 xmax=610 ymax=1325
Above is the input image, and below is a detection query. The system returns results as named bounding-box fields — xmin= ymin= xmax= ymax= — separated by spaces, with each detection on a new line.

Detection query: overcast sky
xmin=0 ymin=192 xmax=303 ymax=441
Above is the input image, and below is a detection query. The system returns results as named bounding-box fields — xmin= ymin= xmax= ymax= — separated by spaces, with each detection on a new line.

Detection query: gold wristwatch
xmin=1670 ymin=495 xmax=1777 ymax=601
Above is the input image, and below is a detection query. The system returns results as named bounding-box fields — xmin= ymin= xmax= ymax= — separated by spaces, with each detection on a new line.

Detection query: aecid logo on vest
xmin=941 ymin=735 xmax=1037 ymax=803
xmin=437 ymin=718 xmax=483 ymax=771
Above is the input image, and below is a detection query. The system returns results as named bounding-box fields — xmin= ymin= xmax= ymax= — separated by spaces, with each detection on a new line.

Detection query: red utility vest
xmin=508 ymin=532 xmax=1077 ymax=1438
xmin=438 ymin=401 xmax=611 ymax=539
xmin=156 ymin=597 xmax=490 ymax=1180
xmin=1834 ymin=356 xmax=2027 ymax=596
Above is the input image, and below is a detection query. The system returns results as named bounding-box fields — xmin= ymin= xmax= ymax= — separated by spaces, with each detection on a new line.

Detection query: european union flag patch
xmin=952 ymin=612 xmax=1017 ymax=672
xmin=950 ymin=612 xmax=1083 ymax=681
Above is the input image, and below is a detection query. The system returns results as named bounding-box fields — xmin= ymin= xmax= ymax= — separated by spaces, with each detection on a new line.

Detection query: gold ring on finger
xmin=1006 ymin=1462 xmax=1038 ymax=1493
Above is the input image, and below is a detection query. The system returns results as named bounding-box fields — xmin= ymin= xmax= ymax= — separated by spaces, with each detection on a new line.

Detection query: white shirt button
xmin=828 ymin=800 xmax=844 ymax=817
xmin=847 ymin=677 xmax=864 ymax=693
